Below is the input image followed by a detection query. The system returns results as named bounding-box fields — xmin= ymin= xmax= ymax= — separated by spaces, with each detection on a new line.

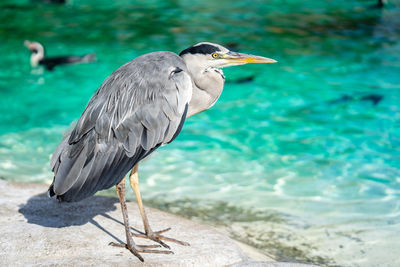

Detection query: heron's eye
xmin=211 ymin=53 xmax=219 ymax=59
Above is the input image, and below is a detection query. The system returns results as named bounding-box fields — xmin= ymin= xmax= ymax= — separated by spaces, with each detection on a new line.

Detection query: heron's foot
xmin=109 ymin=241 xmax=173 ymax=261
xmin=132 ymin=227 xmax=190 ymax=249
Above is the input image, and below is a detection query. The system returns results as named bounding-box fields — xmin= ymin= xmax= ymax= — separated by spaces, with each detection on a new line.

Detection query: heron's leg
xmin=129 ymin=164 xmax=190 ymax=248
xmin=109 ymin=177 xmax=172 ymax=261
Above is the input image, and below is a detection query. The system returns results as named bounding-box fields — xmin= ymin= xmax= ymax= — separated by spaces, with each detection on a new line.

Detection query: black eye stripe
xmin=179 ymin=44 xmax=220 ymax=56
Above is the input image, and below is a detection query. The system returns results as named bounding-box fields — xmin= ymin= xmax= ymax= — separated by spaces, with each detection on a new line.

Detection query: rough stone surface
xmin=0 ymin=180 xmax=313 ymax=267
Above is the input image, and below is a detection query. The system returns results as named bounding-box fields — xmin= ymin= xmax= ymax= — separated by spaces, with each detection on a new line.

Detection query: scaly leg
xmin=109 ymin=177 xmax=172 ymax=261
xmin=129 ymin=164 xmax=190 ymax=248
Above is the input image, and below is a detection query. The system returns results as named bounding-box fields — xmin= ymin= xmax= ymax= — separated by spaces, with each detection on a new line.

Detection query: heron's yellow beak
xmin=224 ymin=51 xmax=277 ymax=64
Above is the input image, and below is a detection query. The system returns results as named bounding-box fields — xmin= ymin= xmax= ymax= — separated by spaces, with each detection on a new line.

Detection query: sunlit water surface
xmin=1 ymin=0 xmax=400 ymax=265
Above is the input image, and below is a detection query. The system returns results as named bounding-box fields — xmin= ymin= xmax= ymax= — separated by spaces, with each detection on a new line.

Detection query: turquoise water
xmin=1 ymin=0 xmax=400 ymax=265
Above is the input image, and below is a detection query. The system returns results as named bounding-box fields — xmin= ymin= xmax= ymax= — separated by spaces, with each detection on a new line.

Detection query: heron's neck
xmin=186 ymin=65 xmax=225 ymax=118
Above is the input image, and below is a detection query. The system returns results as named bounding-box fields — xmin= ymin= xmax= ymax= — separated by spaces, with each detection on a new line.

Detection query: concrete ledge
xmin=0 ymin=180 xmax=312 ymax=266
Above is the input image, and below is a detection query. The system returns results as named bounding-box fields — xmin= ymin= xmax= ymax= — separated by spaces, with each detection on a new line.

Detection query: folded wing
xmin=49 ymin=52 xmax=192 ymax=202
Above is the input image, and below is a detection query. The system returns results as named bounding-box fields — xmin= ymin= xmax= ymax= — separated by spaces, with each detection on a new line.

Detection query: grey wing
xmin=49 ymin=54 xmax=192 ymax=202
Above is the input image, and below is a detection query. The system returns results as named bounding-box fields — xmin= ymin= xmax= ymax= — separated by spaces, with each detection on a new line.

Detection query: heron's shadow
xmin=18 ymin=193 xmax=128 ymax=243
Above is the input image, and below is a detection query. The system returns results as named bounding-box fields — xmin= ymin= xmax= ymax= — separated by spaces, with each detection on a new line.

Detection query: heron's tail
xmin=49 ymin=129 xmax=146 ymax=203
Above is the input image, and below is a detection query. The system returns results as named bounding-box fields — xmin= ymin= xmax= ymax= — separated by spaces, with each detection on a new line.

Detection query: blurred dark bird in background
xmin=230 ymin=75 xmax=255 ymax=84
xmin=31 ymin=0 xmax=66 ymax=4
xmin=24 ymin=40 xmax=96 ymax=71
xmin=328 ymin=93 xmax=384 ymax=106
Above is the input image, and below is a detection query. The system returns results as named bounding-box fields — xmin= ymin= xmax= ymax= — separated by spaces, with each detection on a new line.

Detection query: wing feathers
xmin=69 ymin=97 xmax=104 ymax=144
xmin=50 ymin=52 xmax=192 ymax=202
xmin=53 ymin=142 xmax=88 ymax=195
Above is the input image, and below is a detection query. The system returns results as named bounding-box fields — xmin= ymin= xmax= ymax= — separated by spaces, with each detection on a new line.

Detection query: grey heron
xmin=24 ymin=40 xmax=96 ymax=70
xmin=48 ymin=42 xmax=276 ymax=261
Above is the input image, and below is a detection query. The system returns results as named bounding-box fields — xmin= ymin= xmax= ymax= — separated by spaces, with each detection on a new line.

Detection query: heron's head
xmin=24 ymin=40 xmax=44 ymax=55
xmin=179 ymin=42 xmax=276 ymax=71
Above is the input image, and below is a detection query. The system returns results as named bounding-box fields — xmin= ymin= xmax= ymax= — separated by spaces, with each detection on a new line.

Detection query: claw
xmin=131 ymin=227 xmax=190 ymax=248
xmin=109 ymin=242 xmax=161 ymax=249
xmin=154 ymin=227 xmax=171 ymax=235
xmin=109 ymin=241 xmax=173 ymax=259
